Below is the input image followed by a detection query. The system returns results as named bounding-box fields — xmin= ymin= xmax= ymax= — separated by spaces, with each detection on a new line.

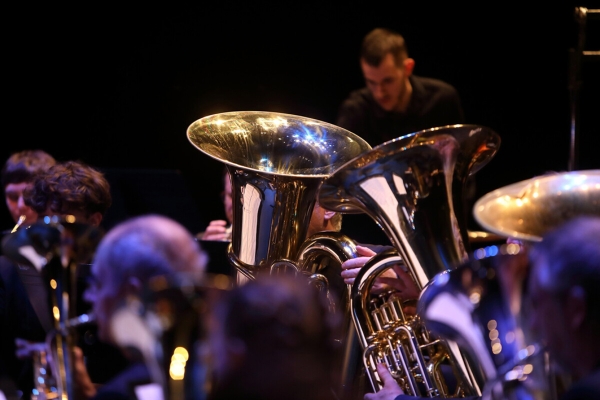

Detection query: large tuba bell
xmin=318 ymin=125 xmax=501 ymax=396
xmin=187 ymin=111 xmax=371 ymax=280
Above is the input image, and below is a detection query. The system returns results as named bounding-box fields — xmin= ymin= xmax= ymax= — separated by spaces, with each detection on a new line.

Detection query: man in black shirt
xmin=337 ymin=28 xmax=464 ymax=145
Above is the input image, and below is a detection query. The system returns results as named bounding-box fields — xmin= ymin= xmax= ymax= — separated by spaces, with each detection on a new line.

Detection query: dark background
xmin=3 ymin=3 xmax=599 ymax=242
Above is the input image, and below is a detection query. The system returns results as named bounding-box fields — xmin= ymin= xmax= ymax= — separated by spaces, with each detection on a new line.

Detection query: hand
xmin=73 ymin=346 xmax=97 ymax=399
xmin=201 ymin=220 xmax=231 ymax=241
xmin=364 ymin=363 xmax=404 ymax=400
xmin=341 ymin=246 xmax=377 ymax=285
xmin=15 ymin=338 xmax=46 ymax=359
xmin=341 ymin=246 xmax=415 ymax=296
xmin=377 ymin=265 xmax=420 ymax=301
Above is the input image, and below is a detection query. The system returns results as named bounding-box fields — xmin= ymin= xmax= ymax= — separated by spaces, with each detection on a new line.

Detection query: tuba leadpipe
xmin=319 ymin=125 xmax=501 ymax=397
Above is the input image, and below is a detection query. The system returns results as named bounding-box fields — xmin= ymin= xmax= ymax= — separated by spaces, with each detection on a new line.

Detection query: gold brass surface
xmin=473 ymin=170 xmax=600 ymax=242
xmin=187 ymin=111 xmax=371 ymax=277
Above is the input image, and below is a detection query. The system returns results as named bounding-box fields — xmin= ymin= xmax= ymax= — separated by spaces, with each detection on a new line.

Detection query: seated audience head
xmin=209 ymin=274 xmax=341 ymax=400
xmin=24 ymin=160 xmax=111 ymax=227
xmin=360 ymin=27 xmax=415 ymax=112
xmin=85 ymin=214 xmax=208 ymax=344
xmin=1 ymin=150 xmax=56 ymax=225
xmin=528 ymin=216 xmax=600 ymax=380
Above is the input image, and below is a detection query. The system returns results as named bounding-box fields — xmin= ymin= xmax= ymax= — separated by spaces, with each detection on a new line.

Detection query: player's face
xmin=361 ymin=53 xmax=410 ymax=112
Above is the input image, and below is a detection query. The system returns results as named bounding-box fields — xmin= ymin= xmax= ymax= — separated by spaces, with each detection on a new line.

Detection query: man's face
xmin=361 ymin=53 xmax=410 ymax=112
xmin=84 ymin=261 xmax=120 ymax=343
xmin=5 ymin=182 xmax=38 ymax=225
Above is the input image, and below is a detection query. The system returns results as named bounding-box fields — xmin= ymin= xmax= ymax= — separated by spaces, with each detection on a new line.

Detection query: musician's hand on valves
xmin=341 ymin=246 xmax=416 ymax=297
xmin=201 ymin=220 xmax=231 ymax=241
xmin=364 ymin=363 xmax=404 ymax=400
xmin=377 ymin=265 xmax=421 ymax=302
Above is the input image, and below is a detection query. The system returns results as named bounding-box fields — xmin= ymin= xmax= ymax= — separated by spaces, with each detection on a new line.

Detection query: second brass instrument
xmin=319 ymin=125 xmax=501 ymax=397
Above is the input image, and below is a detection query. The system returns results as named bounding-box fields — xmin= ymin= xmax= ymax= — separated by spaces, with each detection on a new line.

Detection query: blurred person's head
xmin=85 ymin=214 xmax=208 ymax=343
xmin=209 ymin=274 xmax=341 ymax=400
xmin=24 ymin=160 xmax=111 ymax=227
xmin=1 ymin=150 xmax=56 ymax=225
xmin=528 ymin=217 xmax=600 ymax=379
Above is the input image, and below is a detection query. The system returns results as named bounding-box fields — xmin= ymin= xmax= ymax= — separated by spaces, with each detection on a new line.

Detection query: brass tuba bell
xmin=187 ymin=111 xmax=371 ymax=280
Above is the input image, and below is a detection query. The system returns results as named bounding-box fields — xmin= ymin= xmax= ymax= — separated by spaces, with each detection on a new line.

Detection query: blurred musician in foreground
xmin=208 ymin=274 xmax=340 ymax=400
xmin=527 ymin=216 xmax=600 ymax=400
xmin=0 ymin=160 xmax=115 ymax=398
xmin=336 ymin=27 xmax=464 ymax=145
xmin=1 ymin=149 xmax=56 ymax=229
xmin=360 ymin=216 xmax=600 ymax=400
xmin=75 ymin=214 xmax=208 ymax=399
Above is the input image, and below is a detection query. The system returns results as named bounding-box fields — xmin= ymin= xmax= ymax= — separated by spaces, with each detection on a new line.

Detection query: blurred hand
xmin=364 ymin=363 xmax=404 ymax=400
xmin=201 ymin=220 xmax=231 ymax=241
xmin=15 ymin=338 xmax=46 ymax=359
xmin=73 ymin=346 xmax=97 ymax=399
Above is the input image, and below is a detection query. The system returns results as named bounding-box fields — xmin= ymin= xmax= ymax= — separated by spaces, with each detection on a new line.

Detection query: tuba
xmin=187 ymin=111 xmax=371 ymax=281
xmin=187 ymin=111 xmax=371 ymax=400
xmin=419 ymin=170 xmax=600 ymax=399
xmin=318 ymin=125 xmax=501 ymax=396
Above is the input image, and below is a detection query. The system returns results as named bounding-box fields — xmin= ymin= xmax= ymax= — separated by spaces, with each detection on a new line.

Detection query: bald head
xmin=86 ymin=215 xmax=208 ymax=342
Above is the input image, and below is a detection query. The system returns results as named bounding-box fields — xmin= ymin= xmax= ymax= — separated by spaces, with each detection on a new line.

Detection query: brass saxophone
xmin=319 ymin=125 xmax=501 ymax=397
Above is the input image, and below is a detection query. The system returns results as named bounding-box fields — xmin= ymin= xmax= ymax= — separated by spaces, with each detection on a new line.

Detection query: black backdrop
xmin=3 ymin=3 xmax=599 ymax=240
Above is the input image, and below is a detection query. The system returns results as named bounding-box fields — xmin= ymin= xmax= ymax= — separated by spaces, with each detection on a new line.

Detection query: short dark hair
xmin=24 ymin=160 xmax=112 ymax=217
xmin=530 ymin=217 xmax=600 ymax=328
xmin=361 ymin=28 xmax=408 ymax=67
xmin=1 ymin=150 xmax=56 ymax=189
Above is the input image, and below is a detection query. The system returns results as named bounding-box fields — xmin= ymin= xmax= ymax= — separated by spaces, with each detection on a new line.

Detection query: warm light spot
xmin=506 ymin=243 xmax=520 ymax=255
xmin=169 ymin=347 xmax=189 ymax=380
xmin=523 ymin=364 xmax=533 ymax=374
xmin=50 ymin=279 xmax=57 ymax=289
xmin=213 ymin=274 xmax=231 ymax=290
xmin=492 ymin=342 xmax=502 ymax=354
xmin=53 ymin=306 xmax=60 ymax=321
xmin=173 ymin=347 xmax=189 ymax=361
xmin=488 ymin=329 xmax=499 ymax=340
xmin=487 ymin=320 xmax=497 ymax=330
xmin=65 ymin=215 xmax=76 ymax=223
xmin=505 ymin=331 xmax=515 ymax=343
xmin=469 ymin=292 xmax=481 ymax=304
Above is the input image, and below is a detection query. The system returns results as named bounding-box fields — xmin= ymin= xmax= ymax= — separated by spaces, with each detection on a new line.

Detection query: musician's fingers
xmin=355 ymin=245 xmax=377 ymax=257
xmin=341 ymin=256 xmax=371 ymax=270
xmin=376 ymin=363 xmax=397 ymax=387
